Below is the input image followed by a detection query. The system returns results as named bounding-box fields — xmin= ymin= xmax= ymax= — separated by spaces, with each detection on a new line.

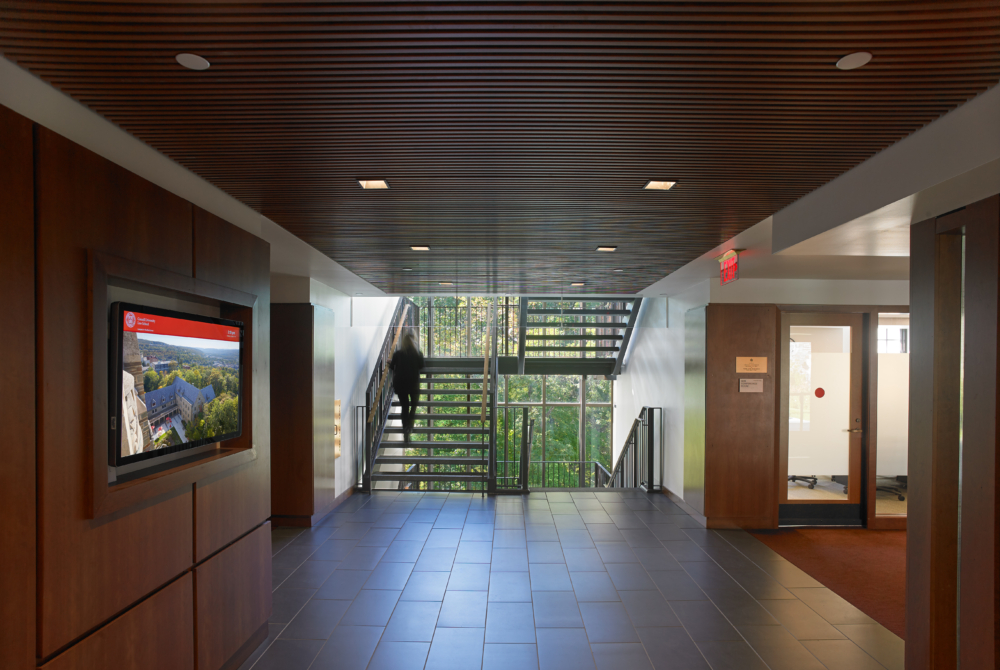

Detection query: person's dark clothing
xmin=396 ymin=389 xmax=419 ymax=442
xmin=390 ymin=348 xmax=424 ymax=439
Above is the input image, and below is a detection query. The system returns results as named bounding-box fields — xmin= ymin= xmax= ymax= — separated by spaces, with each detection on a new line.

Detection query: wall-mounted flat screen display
xmin=110 ymin=302 xmax=243 ymax=469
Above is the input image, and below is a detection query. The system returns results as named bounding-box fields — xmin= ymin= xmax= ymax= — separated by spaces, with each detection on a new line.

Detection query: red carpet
xmin=749 ymin=528 xmax=906 ymax=639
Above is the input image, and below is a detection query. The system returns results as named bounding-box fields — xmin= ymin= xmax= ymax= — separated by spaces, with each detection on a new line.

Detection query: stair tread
xmin=376 ymin=456 xmax=486 ymax=465
xmin=388 ymin=413 xmax=489 ymax=420
xmin=379 ymin=441 xmax=488 ymax=449
xmin=392 ymin=400 xmax=489 ymax=407
xmin=384 ymin=426 xmax=488 ymax=434
xmin=415 ymin=389 xmax=493 ymax=395
xmin=525 ymin=322 xmax=628 ymax=329
xmin=527 ymin=308 xmax=632 ymax=316
xmin=372 ymin=473 xmax=488 ymax=482
xmin=420 ymin=376 xmax=486 ymax=383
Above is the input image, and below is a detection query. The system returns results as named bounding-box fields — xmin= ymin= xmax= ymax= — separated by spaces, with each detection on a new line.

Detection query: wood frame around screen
xmin=89 ymin=251 xmax=258 ymax=519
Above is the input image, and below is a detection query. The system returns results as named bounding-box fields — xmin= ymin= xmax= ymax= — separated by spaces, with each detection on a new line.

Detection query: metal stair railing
xmin=361 ymin=298 xmax=418 ymax=492
xmin=606 ymin=407 xmax=661 ymax=490
xmin=495 ymin=407 xmax=534 ymax=493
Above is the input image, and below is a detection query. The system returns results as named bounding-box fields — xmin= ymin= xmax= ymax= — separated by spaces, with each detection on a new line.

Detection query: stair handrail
xmin=606 ymin=406 xmax=660 ymax=489
xmin=480 ymin=299 xmax=493 ymax=422
xmin=367 ymin=302 xmax=411 ymax=425
xmin=361 ymin=298 xmax=417 ymax=492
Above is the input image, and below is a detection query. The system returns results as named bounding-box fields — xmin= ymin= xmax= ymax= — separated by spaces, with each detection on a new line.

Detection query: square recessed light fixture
xmin=402 ymin=268 xmax=413 ymax=271
xmin=439 ymin=282 xmax=454 ymax=286
xmin=613 ymin=269 xmax=624 ymax=272
xmin=643 ymin=180 xmax=676 ymax=190
xmin=358 ymin=179 xmax=389 ymax=189
xmin=596 ymin=246 xmax=617 ymax=252
xmin=411 ymin=245 xmax=430 ymax=251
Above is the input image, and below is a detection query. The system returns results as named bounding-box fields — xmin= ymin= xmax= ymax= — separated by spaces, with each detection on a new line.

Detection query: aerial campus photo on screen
xmin=119 ymin=317 xmax=240 ymax=459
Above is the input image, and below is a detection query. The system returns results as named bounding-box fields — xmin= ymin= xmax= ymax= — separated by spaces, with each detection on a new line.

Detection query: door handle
xmin=843 ymin=429 xmax=863 ymax=433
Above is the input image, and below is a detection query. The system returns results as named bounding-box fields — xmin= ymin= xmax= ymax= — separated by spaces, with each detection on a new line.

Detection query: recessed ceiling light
xmin=411 ymin=246 xmax=430 ymax=251
xmin=571 ymin=282 xmax=585 ymax=287
xmin=439 ymin=282 xmax=453 ymax=286
xmin=596 ymin=246 xmax=617 ymax=252
xmin=643 ymin=180 xmax=676 ymax=190
xmin=613 ymin=269 xmax=624 ymax=272
xmin=358 ymin=179 xmax=389 ymax=189
xmin=402 ymin=268 xmax=413 ymax=271
xmin=836 ymin=52 xmax=872 ymax=71
xmin=175 ymin=53 xmax=210 ymax=71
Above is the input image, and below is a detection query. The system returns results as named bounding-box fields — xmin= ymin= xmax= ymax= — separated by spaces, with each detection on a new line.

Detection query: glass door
xmin=780 ymin=312 xmax=864 ymax=525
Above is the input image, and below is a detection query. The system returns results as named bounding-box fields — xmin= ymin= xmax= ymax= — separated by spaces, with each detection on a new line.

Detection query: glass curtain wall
xmin=501 ymin=374 xmax=613 ymax=487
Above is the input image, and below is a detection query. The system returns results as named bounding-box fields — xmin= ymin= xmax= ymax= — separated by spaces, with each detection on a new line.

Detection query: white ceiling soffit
xmin=772 ymin=84 xmax=1000 ymax=255
xmin=0 ymin=56 xmax=382 ymax=297
xmin=640 ymin=216 xmax=909 ymax=299
xmin=779 ymin=157 xmax=1000 ymax=256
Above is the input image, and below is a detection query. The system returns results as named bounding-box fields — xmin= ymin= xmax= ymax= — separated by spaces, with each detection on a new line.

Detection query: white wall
xmin=614 ymin=281 xmax=709 ymax=498
xmin=271 ymin=274 xmax=399 ymax=498
xmin=710 ymin=279 xmax=909 ymax=305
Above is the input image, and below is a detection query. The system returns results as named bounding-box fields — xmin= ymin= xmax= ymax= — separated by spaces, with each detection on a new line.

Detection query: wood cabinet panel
xmin=193 ymin=208 xmax=270 ymax=560
xmin=34 ymin=128 xmax=196 ymax=658
xmin=194 ymin=524 xmax=271 ymax=670
xmin=271 ymin=304 xmax=317 ymax=517
xmin=41 ymin=574 xmax=194 ymax=670
xmin=270 ymin=304 xmax=339 ymax=523
xmin=704 ymin=304 xmax=779 ymax=527
xmin=0 ymin=104 xmax=36 ymax=670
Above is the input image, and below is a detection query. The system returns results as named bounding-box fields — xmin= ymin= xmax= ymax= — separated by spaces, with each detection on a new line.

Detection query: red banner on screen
xmin=123 ymin=311 xmax=239 ymax=342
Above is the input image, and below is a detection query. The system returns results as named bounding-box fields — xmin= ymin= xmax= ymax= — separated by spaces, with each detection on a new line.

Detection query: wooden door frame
xmin=779 ymin=311 xmax=864 ymax=507
xmin=774 ymin=304 xmax=908 ymax=529
xmin=906 ymin=195 xmax=1000 ymax=669
xmin=866 ymin=306 xmax=910 ymax=531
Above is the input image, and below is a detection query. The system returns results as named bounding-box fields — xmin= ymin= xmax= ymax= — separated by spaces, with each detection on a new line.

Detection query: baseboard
xmin=869 ymin=516 xmax=907 ymax=530
xmin=706 ymin=516 xmax=775 ymax=530
xmin=662 ymin=488 xmax=707 ymax=528
xmin=271 ymin=488 xmax=355 ymax=527
xmin=219 ymin=621 xmax=268 ymax=670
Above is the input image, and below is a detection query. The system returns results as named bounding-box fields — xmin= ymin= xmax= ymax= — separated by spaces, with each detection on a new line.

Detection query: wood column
xmin=959 ymin=195 xmax=1000 ymax=669
xmin=0 ymin=104 xmax=36 ymax=670
xmin=906 ymin=218 xmax=962 ymax=669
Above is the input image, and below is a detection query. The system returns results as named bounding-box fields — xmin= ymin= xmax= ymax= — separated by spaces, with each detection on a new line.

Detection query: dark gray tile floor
xmin=239 ymin=491 xmax=903 ymax=670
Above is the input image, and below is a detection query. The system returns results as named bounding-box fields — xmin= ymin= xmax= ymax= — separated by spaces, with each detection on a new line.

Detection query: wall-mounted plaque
xmin=736 ymin=357 xmax=767 ymax=373
xmin=739 ymin=379 xmax=764 ymax=393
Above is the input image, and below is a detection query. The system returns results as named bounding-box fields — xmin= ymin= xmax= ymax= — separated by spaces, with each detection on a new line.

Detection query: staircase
xmin=517 ymin=296 xmax=642 ymax=377
xmin=371 ymin=358 xmax=495 ymax=490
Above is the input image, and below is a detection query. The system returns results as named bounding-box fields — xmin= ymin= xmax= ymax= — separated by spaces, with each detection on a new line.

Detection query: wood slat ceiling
xmin=2 ymin=2 xmax=998 ymax=295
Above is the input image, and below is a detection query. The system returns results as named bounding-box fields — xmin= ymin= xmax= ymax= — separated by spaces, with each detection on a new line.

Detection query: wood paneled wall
xmin=958 ymin=195 xmax=1000 ymax=670
xmin=3 ymin=105 xmax=272 ymax=670
xmin=702 ymin=304 xmax=780 ymax=528
xmin=0 ymin=106 xmax=36 ymax=670
xmin=192 ymin=208 xmax=271 ymax=562
xmin=908 ymin=195 xmax=1000 ymax=668
xmin=41 ymin=576 xmax=194 ymax=670
xmin=906 ymin=218 xmax=963 ymax=669
xmin=35 ymin=126 xmax=197 ymax=658
xmin=270 ymin=303 xmax=339 ymax=525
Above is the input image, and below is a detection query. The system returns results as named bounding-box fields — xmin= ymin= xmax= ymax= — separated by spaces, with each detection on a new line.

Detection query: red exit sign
xmin=717 ymin=250 xmax=741 ymax=285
